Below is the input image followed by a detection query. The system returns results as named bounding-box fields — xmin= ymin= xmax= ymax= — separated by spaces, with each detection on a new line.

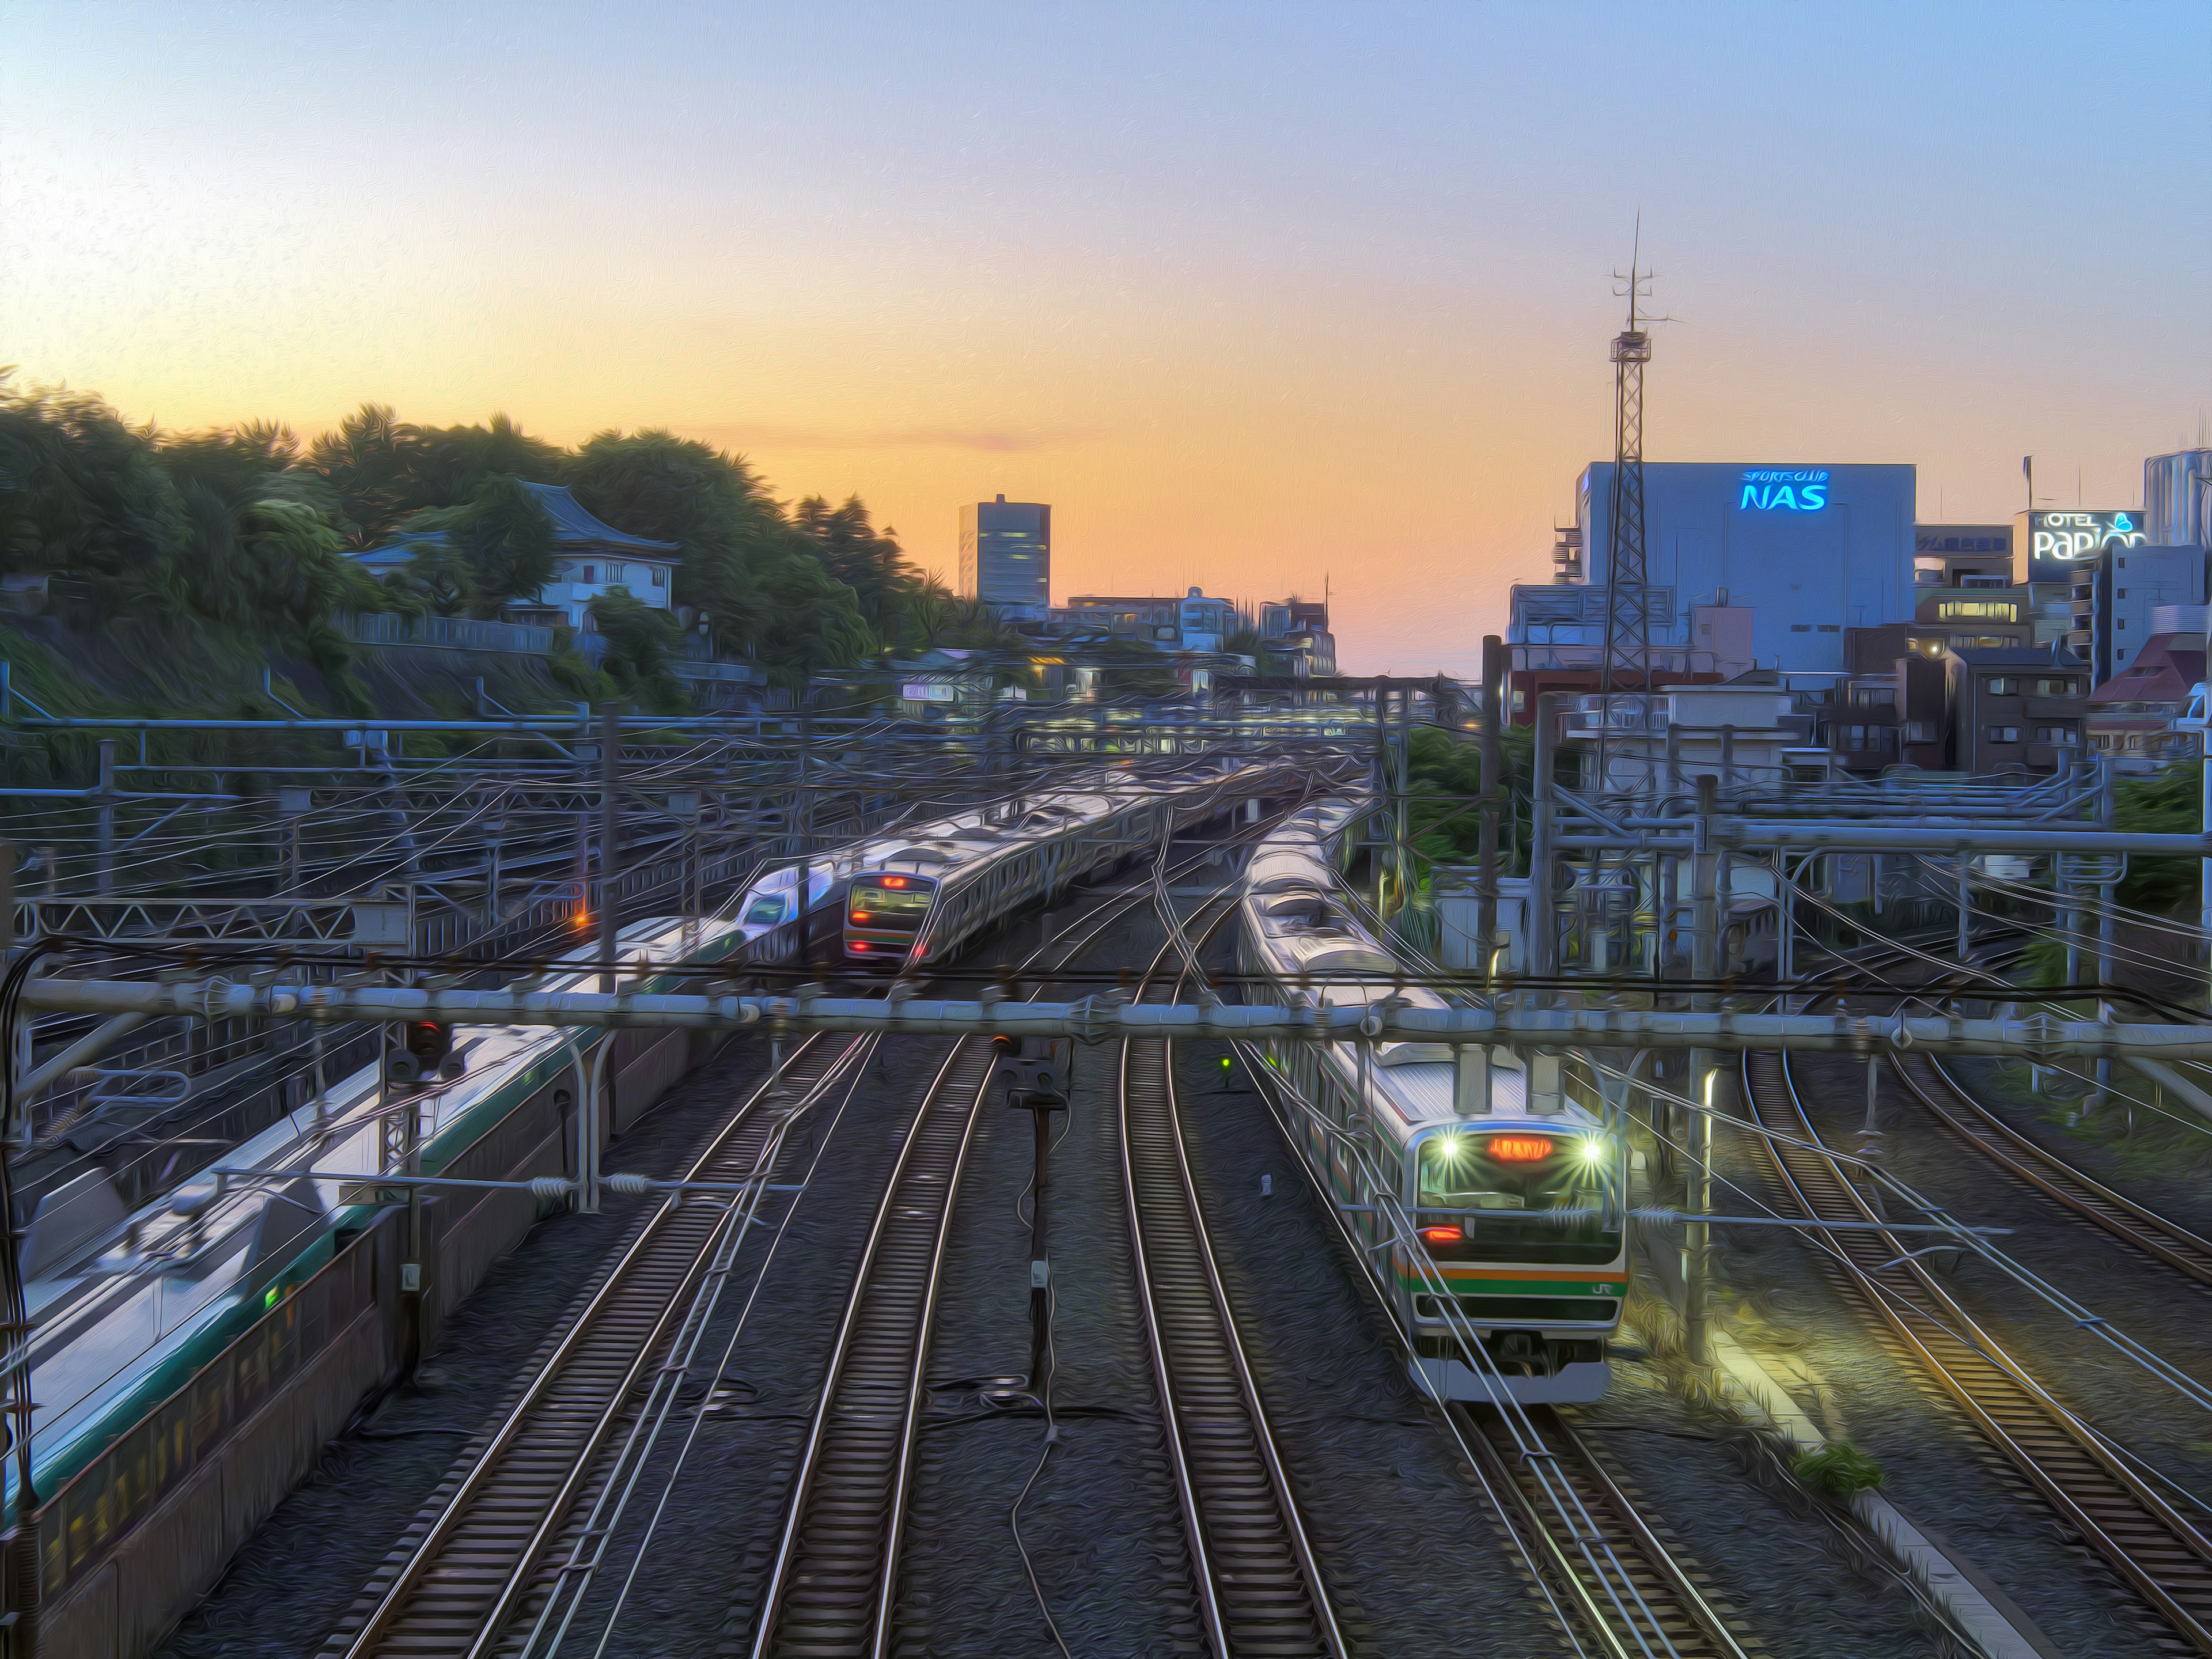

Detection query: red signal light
xmin=1488 ymin=1135 xmax=1556 ymax=1162
xmin=1420 ymin=1225 xmax=1463 ymax=1245
xmin=851 ymin=941 xmax=870 ymax=952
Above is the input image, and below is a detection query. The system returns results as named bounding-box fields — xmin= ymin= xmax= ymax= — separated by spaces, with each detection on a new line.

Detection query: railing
xmin=342 ymin=612 xmax=609 ymax=661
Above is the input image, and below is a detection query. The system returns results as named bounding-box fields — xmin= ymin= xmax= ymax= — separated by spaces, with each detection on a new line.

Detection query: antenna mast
xmin=1599 ymin=229 xmax=1655 ymax=702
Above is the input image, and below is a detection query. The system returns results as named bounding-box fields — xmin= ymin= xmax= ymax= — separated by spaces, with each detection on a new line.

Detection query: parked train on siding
xmin=1237 ymin=802 xmax=1626 ymax=1403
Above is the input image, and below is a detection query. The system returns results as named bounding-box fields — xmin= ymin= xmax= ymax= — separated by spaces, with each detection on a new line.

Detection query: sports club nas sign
xmin=1738 ymin=469 xmax=1829 ymax=511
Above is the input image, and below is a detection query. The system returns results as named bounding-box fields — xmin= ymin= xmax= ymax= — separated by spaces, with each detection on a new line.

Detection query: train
xmin=1236 ymin=801 xmax=1627 ymax=1404
xmin=839 ymin=760 xmax=1305 ymax=967
xmin=22 ymin=763 xmax=1306 ymax=1510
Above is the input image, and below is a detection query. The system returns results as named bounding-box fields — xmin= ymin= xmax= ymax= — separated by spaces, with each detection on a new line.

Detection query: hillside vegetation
xmin=0 ymin=377 xmax=1021 ymax=711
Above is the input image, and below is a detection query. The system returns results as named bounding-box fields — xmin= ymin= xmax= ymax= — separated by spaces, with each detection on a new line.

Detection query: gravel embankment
xmin=1711 ymin=1049 xmax=2181 ymax=1657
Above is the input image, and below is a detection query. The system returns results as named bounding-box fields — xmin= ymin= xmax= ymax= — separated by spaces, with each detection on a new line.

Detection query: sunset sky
xmin=5 ymin=2 xmax=2206 ymax=675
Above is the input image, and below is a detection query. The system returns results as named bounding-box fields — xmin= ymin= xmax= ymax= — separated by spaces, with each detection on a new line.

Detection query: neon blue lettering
xmin=1800 ymin=484 xmax=1827 ymax=509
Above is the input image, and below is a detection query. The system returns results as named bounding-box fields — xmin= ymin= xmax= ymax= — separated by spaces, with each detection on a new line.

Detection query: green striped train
xmin=1236 ymin=800 xmax=1628 ymax=1403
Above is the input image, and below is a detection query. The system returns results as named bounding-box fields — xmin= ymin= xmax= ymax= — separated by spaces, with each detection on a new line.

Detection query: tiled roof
xmin=517 ymin=483 xmax=677 ymax=554
xmin=353 ymin=480 xmax=678 ymax=565
xmin=2090 ymin=632 xmax=2206 ymax=705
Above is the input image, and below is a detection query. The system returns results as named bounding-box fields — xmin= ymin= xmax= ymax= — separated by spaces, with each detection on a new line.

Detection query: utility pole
xmin=95 ymin=739 xmax=118 ymax=896
xmin=1476 ymin=635 xmax=1503 ymax=982
xmin=278 ymin=786 xmax=311 ymax=897
xmin=1372 ymin=676 xmax=1390 ymax=917
xmin=995 ymin=1039 xmax=1069 ymax=1393
xmin=1683 ymin=774 xmax=1719 ymax=1366
xmin=598 ymin=703 xmax=619 ymax=993
xmin=1529 ymin=694 xmax=1559 ymax=978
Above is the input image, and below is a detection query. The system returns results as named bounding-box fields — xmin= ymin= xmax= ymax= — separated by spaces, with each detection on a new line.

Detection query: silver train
xmin=838 ymin=760 xmax=1305 ymax=967
xmin=1237 ymin=801 xmax=1626 ymax=1403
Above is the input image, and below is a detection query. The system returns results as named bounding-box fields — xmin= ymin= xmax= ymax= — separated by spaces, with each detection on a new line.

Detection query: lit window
xmin=1938 ymin=600 xmax=2018 ymax=620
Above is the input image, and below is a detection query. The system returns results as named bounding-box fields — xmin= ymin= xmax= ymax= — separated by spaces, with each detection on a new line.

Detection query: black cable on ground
xmin=1007 ymin=1274 xmax=1075 ymax=1659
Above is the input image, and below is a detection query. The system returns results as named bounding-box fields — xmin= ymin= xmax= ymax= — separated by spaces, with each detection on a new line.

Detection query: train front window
xmin=848 ymin=878 xmax=933 ymax=933
xmin=745 ymin=893 xmax=790 ymax=926
xmin=1418 ymin=1131 xmax=1619 ymax=1265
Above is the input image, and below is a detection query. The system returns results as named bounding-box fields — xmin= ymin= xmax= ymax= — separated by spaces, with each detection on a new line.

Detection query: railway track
xmin=1744 ymin=1048 xmax=2212 ymax=1654
xmin=327 ymin=1031 xmax=869 ymax=1659
xmin=745 ymin=1039 xmax=993 ymax=1657
xmin=743 ymin=850 xmax=1275 ymax=1657
xmin=1120 ymin=1029 xmax=1347 ymax=1658
xmin=1890 ymin=1052 xmax=2212 ymax=1290
xmin=1458 ymin=1403 xmax=1758 ymax=1659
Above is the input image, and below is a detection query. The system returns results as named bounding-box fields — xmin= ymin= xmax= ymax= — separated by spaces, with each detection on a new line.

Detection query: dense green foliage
xmin=0 ymin=377 xmax=1022 ymax=698
xmin=2113 ymin=759 xmax=2201 ymax=915
xmin=1792 ymin=1441 xmax=1884 ymax=1498
xmin=2020 ymin=759 xmax=2198 ymax=988
xmin=587 ymin=590 xmax=683 ymax=699
xmin=1406 ymin=722 xmax=1533 ymax=876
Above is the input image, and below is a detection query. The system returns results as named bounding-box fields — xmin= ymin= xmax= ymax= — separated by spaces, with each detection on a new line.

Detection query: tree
xmin=790 ymin=494 xmax=923 ymax=639
xmin=748 ymin=558 xmax=876 ymax=688
xmin=0 ymin=376 xmax=191 ymax=618
xmin=588 ymin=589 xmax=682 ymax=697
xmin=565 ymin=429 xmax=796 ymax=649
xmin=304 ymin=405 xmax=562 ymax=547
xmin=391 ymin=475 xmax=555 ymax=618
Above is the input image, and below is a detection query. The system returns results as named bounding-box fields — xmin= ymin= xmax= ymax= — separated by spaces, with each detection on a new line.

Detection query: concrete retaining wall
xmin=10 ymin=1029 xmax=737 ymax=1659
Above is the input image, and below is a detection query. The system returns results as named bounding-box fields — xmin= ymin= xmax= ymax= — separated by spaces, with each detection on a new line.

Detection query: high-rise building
xmin=1508 ymin=461 xmax=1917 ymax=675
xmin=959 ymin=495 xmax=1051 ymax=621
xmin=2145 ymin=449 xmax=2212 ymax=550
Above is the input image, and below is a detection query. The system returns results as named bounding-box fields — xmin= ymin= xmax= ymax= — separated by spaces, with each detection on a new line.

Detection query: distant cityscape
xmin=1504 ymin=448 xmax=2212 ymax=778
xmin=934 ymin=490 xmax=1336 ymax=706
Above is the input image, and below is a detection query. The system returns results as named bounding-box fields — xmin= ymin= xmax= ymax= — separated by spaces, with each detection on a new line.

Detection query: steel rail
xmin=743 ymin=1040 xmax=990 ymax=1658
xmin=1457 ymin=1403 xmax=1758 ymax=1659
xmin=740 ymin=827 xmax=1282 ymax=1658
xmin=1233 ymin=1040 xmax=1756 ymax=1659
xmin=1119 ymin=905 xmax=1348 ymax=1658
xmin=1746 ymin=1049 xmax=2212 ymax=1653
xmin=325 ymin=1031 xmax=866 ymax=1659
xmin=1893 ymin=1053 xmax=2212 ymax=1290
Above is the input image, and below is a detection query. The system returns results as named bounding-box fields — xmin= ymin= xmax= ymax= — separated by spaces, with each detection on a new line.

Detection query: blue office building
xmin=1518 ymin=461 xmax=1918 ymax=673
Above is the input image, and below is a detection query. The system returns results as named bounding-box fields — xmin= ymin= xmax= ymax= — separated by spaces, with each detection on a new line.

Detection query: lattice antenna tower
xmin=1598 ymin=232 xmax=1656 ymax=700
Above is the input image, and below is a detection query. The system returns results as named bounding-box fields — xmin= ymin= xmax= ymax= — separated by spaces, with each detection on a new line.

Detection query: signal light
xmin=851 ymin=941 xmax=870 ymax=952
xmin=1420 ymin=1225 xmax=1463 ymax=1245
xmin=1488 ymin=1135 xmax=1556 ymax=1162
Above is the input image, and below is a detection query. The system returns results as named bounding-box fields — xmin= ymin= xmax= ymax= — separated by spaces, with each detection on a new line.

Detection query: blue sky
xmin=5 ymin=1 xmax=2206 ymax=671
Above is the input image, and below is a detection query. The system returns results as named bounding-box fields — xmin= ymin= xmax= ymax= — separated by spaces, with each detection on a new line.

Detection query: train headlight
xmin=1435 ymin=1132 xmax=1460 ymax=1163
xmin=1580 ymin=1137 xmax=1607 ymax=1164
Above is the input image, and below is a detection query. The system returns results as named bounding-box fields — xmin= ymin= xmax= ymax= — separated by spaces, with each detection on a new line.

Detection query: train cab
xmin=843 ymin=872 xmax=938 ymax=962
xmin=1403 ymin=1117 xmax=1624 ymax=1402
